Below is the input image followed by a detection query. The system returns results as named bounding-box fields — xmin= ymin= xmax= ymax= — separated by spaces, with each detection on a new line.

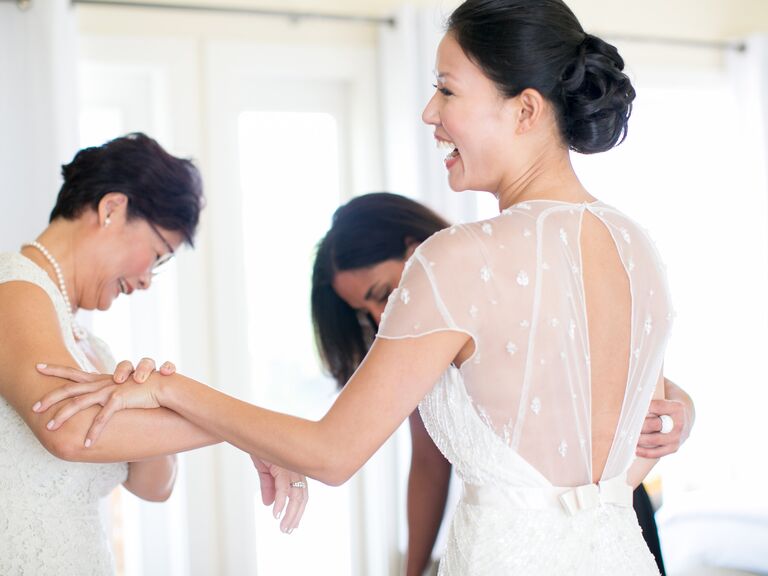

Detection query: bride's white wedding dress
xmin=0 ymin=253 xmax=127 ymax=575
xmin=378 ymin=200 xmax=672 ymax=575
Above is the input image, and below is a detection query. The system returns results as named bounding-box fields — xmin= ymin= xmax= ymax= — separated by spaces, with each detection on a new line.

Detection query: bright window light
xmin=238 ymin=110 xmax=353 ymax=576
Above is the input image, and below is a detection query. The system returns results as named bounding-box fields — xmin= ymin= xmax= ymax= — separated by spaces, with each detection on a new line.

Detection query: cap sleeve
xmin=377 ymin=225 xmax=483 ymax=341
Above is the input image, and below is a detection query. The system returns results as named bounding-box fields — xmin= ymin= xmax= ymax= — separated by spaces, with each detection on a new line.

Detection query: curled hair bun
xmin=560 ymin=33 xmax=636 ymax=154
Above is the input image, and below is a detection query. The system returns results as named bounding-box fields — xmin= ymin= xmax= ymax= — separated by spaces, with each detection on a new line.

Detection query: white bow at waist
xmin=463 ymin=474 xmax=633 ymax=517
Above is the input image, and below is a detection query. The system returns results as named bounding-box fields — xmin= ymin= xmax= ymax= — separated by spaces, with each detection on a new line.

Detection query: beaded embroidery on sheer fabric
xmin=377 ymin=201 xmax=672 ymax=575
xmin=0 ymin=252 xmax=128 ymax=575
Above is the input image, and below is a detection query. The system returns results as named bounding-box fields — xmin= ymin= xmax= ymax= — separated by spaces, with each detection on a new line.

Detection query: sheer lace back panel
xmin=377 ymin=201 xmax=673 ymax=487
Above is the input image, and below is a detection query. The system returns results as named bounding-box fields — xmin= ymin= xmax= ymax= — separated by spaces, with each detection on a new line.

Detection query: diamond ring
xmin=290 ymin=481 xmax=306 ymax=489
xmin=659 ymin=414 xmax=674 ymax=434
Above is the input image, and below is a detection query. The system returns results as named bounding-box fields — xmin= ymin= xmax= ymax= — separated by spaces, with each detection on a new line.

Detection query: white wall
xmin=0 ymin=0 xmax=79 ymax=251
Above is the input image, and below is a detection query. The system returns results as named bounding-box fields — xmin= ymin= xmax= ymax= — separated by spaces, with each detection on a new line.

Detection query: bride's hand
xmin=112 ymin=357 xmax=177 ymax=384
xmin=33 ymin=363 xmax=164 ymax=447
xmin=251 ymin=456 xmax=309 ymax=534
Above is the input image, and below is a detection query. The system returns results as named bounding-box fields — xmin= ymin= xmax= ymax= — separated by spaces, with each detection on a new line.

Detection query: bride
xmin=35 ymin=1 xmax=675 ymax=572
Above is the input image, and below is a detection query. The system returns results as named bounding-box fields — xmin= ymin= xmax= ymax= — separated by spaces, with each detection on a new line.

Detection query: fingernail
xmin=275 ymin=511 xmax=282 ymax=520
xmin=287 ymin=528 xmax=293 ymax=535
xmin=36 ymin=363 xmax=47 ymax=370
xmin=84 ymin=438 xmax=92 ymax=448
xmin=46 ymin=419 xmax=55 ymax=430
xmin=32 ymin=402 xmax=41 ymax=412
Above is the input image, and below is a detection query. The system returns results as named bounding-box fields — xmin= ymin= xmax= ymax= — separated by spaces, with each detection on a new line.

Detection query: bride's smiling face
xmin=422 ymin=33 xmax=520 ymax=194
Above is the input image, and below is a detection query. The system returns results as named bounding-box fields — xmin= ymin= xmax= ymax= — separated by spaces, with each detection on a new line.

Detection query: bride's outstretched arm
xmin=0 ymin=283 xmax=217 ymax=463
xmin=35 ymin=331 xmax=470 ymax=486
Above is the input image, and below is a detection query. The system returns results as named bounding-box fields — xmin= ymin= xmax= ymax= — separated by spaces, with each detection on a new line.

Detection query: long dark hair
xmin=311 ymin=193 xmax=450 ymax=387
xmin=448 ymin=0 xmax=635 ymax=154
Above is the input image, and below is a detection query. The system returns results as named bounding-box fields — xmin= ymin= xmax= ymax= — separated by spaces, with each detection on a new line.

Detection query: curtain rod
xmin=605 ymin=33 xmax=747 ymax=53
xmin=1 ymin=0 xmax=31 ymax=9
xmin=69 ymin=0 xmax=396 ymax=26
xmin=5 ymin=0 xmax=747 ymax=52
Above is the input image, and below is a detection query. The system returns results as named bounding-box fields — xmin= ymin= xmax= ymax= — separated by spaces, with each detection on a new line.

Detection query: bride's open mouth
xmin=435 ymin=138 xmax=461 ymax=169
xmin=436 ymin=138 xmax=460 ymax=168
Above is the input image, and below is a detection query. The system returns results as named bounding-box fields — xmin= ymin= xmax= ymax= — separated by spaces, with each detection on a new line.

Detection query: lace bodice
xmin=378 ymin=200 xmax=673 ymax=487
xmin=0 ymin=252 xmax=128 ymax=575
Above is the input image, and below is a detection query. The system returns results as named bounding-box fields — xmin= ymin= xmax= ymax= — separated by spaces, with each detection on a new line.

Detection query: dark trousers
xmin=633 ymin=484 xmax=666 ymax=576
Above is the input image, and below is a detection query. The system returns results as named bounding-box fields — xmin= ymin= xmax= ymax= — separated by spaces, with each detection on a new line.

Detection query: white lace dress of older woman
xmin=377 ymin=200 xmax=673 ymax=576
xmin=0 ymin=252 xmax=127 ymax=575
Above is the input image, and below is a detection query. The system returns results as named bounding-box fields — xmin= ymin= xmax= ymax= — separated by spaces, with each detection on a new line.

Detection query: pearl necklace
xmin=25 ymin=240 xmax=87 ymax=341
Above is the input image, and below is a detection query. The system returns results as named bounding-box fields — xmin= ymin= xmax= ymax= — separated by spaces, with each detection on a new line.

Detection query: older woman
xmin=0 ymin=133 xmax=305 ymax=575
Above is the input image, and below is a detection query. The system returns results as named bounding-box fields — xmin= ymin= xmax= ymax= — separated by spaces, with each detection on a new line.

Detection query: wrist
xmin=150 ymin=371 xmax=172 ymax=408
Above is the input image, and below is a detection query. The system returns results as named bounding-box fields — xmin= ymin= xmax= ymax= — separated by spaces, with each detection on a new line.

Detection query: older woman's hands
xmin=33 ymin=361 xmax=309 ymax=532
xmin=33 ymin=363 xmax=160 ymax=445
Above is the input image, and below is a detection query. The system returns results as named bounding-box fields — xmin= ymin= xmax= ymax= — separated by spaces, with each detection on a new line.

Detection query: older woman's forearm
xmin=44 ymin=405 xmax=219 ymax=463
xmin=124 ymin=455 xmax=178 ymax=502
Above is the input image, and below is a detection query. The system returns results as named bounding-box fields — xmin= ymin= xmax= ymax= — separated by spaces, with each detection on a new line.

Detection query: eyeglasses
xmin=146 ymin=220 xmax=175 ymax=271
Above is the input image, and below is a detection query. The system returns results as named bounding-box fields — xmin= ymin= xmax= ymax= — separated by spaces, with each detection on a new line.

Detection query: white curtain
xmin=0 ymin=0 xmax=78 ymax=251
xmin=655 ymin=35 xmax=768 ymax=576
xmin=379 ymin=4 xmax=480 ymax=226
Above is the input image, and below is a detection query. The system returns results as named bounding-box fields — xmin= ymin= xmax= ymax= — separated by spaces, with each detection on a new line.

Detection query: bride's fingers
xmin=113 ymin=360 xmax=136 ymax=384
xmin=45 ymin=387 xmax=116 ymax=430
xmin=132 ymin=358 xmax=157 ymax=383
xmin=33 ymin=380 xmax=112 ymax=413
xmin=36 ymin=363 xmax=101 ymax=384
xmin=281 ymin=480 xmax=308 ymax=533
xmin=293 ymin=487 xmax=309 ymax=531
xmin=158 ymin=361 xmax=176 ymax=376
xmin=273 ymin=483 xmax=289 ymax=524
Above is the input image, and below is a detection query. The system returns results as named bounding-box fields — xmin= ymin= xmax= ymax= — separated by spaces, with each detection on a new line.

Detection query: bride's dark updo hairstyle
xmin=447 ymin=0 xmax=635 ymax=154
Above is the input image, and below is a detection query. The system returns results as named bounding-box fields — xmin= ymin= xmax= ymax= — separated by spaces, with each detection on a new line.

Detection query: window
xmin=239 ymin=109 xmax=353 ymax=575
